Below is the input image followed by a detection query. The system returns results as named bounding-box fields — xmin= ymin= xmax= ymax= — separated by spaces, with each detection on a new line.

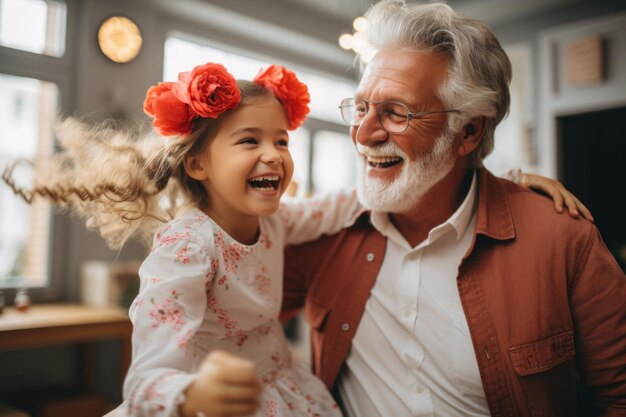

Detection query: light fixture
xmin=338 ymin=16 xmax=377 ymax=63
xmin=353 ymin=16 xmax=368 ymax=32
xmin=97 ymin=16 xmax=143 ymax=64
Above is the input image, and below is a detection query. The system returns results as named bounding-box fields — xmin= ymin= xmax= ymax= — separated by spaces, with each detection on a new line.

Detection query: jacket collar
xmin=475 ymin=167 xmax=516 ymax=241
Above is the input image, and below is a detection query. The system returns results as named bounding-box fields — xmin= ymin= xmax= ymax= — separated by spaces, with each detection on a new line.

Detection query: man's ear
xmin=183 ymin=154 xmax=208 ymax=181
xmin=458 ymin=116 xmax=485 ymax=157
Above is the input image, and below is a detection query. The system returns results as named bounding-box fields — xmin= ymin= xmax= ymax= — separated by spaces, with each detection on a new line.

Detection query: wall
xmin=538 ymin=12 xmax=626 ymax=177
xmin=64 ymin=0 xmax=165 ymax=303
xmin=488 ymin=0 xmax=626 ymax=176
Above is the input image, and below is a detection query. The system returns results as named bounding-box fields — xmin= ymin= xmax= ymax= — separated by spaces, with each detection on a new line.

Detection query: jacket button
xmin=366 ymin=252 xmax=375 ymax=262
xmin=341 ymin=323 xmax=350 ymax=331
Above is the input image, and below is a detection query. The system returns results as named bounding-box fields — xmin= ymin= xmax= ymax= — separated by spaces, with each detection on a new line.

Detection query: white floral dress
xmin=114 ymin=190 xmax=361 ymax=417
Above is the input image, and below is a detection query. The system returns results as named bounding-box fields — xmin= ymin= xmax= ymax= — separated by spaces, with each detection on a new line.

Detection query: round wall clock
xmin=97 ymin=16 xmax=143 ymax=64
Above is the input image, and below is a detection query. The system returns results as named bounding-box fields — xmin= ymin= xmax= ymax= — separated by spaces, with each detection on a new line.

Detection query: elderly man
xmin=281 ymin=1 xmax=626 ymax=416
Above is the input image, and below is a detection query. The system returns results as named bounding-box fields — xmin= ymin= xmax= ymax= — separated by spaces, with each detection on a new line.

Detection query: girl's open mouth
xmin=247 ymin=175 xmax=280 ymax=192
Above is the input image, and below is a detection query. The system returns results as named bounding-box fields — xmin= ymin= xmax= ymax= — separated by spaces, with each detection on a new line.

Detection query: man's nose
xmin=353 ymin=107 xmax=388 ymax=147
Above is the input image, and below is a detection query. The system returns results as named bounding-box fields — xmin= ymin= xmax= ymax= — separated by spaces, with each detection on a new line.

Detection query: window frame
xmin=304 ymin=118 xmax=354 ymax=194
xmin=0 ymin=0 xmax=77 ymax=302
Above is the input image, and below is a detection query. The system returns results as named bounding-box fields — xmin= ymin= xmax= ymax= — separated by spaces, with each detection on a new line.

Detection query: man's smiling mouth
xmin=366 ymin=156 xmax=403 ymax=168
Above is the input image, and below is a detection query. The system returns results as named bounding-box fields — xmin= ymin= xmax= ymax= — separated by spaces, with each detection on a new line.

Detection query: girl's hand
xmin=519 ymin=172 xmax=594 ymax=222
xmin=181 ymin=350 xmax=262 ymax=417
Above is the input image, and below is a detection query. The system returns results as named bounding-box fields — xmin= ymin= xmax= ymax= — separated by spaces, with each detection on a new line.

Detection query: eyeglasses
xmin=338 ymin=98 xmax=460 ymax=134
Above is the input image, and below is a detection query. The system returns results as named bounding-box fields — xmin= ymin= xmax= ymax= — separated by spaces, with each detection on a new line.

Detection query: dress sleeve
xmin=278 ymin=188 xmax=363 ymax=245
xmin=122 ymin=223 xmax=215 ymax=417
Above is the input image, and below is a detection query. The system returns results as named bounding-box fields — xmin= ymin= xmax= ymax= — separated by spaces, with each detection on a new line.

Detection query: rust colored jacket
xmin=282 ymin=168 xmax=626 ymax=417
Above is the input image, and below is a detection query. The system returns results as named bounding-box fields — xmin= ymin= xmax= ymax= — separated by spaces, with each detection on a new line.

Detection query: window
xmin=164 ymin=36 xmax=357 ymax=196
xmin=0 ymin=74 xmax=59 ymax=288
xmin=0 ymin=0 xmax=67 ymax=295
xmin=287 ymin=127 xmax=311 ymax=198
xmin=311 ymin=130 xmax=355 ymax=195
xmin=0 ymin=0 xmax=66 ymax=56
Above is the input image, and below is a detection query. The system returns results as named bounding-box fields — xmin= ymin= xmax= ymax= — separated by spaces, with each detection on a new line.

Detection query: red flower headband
xmin=143 ymin=63 xmax=310 ymax=136
xmin=253 ymin=65 xmax=310 ymax=130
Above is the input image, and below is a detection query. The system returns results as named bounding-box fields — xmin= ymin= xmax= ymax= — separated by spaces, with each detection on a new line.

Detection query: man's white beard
xmin=355 ymin=130 xmax=457 ymax=213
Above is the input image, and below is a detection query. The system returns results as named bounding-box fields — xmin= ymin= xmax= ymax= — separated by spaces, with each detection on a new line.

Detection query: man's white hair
xmin=363 ymin=0 xmax=512 ymax=167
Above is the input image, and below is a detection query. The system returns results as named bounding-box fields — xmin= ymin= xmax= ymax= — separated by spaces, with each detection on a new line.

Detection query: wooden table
xmin=0 ymin=304 xmax=132 ymax=393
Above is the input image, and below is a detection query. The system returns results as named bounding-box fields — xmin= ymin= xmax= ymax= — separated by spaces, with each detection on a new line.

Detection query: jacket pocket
xmin=508 ymin=331 xmax=577 ymax=417
xmin=509 ymin=330 xmax=575 ymax=375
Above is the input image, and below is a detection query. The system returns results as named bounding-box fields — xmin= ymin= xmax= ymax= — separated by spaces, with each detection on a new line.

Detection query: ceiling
xmin=281 ymin=0 xmax=371 ymax=21
xmin=280 ymin=0 xmax=593 ymax=27
xmin=141 ymin=0 xmax=622 ymax=79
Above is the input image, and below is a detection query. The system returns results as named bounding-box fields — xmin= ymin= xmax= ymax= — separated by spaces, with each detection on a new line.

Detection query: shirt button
xmin=414 ymin=384 xmax=425 ymax=393
xmin=401 ymin=306 xmax=414 ymax=318
xmin=366 ymin=252 xmax=375 ymax=262
xmin=341 ymin=323 xmax=350 ymax=331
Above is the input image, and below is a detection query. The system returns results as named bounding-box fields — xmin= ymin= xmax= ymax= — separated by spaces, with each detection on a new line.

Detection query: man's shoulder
xmin=489 ymin=175 xmax=596 ymax=240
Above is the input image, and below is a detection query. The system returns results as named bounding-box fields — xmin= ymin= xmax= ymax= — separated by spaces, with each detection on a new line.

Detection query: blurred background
xmin=0 ymin=0 xmax=625 ymax=415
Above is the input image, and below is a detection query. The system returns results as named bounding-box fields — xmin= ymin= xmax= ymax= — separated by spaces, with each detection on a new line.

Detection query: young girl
xmin=5 ymin=63 xmax=355 ymax=416
xmin=118 ymin=63 xmax=364 ymax=417
xmin=2 ymin=63 xmax=590 ymax=417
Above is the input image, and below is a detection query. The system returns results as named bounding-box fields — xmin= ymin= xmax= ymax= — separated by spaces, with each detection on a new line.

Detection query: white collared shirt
xmin=337 ymin=172 xmax=490 ymax=417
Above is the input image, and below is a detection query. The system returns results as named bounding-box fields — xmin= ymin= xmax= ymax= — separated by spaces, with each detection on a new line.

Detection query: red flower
xmin=143 ymin=82 xmax=196 ymax=136
xmin=253 ymin=65 xmax=310 ymax=130
xmin=173 ymin=62 xmax=241 ymax=118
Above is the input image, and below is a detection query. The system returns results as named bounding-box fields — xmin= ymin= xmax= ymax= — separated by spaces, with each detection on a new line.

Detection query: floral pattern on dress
xmin=214 ymin=231 xmax=253 ymax=273
xmin=154 ymin=224 xmax=172 ymax=242
xmin=254 ymin=265 xmax=272 ymax=298
xmin=175 ymin=247 xmax=190 ymax=264
xmin=206 ymin=291 xmax=239 ymax=336
xmin=176 ymin=329 xmax=193 ymax=349
xmin=259 ymin=233 xmax=273 ymax=249
xmin=154 ymin=230 xmax=191 ymax=251
xmin=310 ymin=210 xmax=323 ymax=221
xmin=265 ymin=399 xmax=278 ymax=417
xmin=217 ymin=274 xmax=230 ymax=290
xmin=133 ymin=297 xmax=144 ymax=310
xmin=127 ymin=371 xmax=181 ymax=416
xmin=149 ymin=290 xmax=186 ymax=332
xmin=232 ymin=329 xmax=249 ymax=348
xmin=205 ymin=258 xmax=218 ymax=287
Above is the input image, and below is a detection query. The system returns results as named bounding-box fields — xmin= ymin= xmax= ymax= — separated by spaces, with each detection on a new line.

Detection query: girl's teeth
xmin=249 ymin=175 xmax=279 ymax=182
xmin=248 ymin=176 xmax=280 ymax=190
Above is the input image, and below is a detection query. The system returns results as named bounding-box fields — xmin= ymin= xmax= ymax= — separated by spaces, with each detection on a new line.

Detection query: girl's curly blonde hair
xmin=2 ymin=80 xmax=273 ymax=250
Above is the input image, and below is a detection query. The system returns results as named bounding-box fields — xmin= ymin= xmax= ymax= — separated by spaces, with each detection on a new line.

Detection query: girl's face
xmin=188 ymin=96 xmax=294 ymax=225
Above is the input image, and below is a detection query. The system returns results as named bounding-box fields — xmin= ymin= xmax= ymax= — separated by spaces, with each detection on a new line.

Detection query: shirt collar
xmin=370 ymin=171 xmax=478 ymax=249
